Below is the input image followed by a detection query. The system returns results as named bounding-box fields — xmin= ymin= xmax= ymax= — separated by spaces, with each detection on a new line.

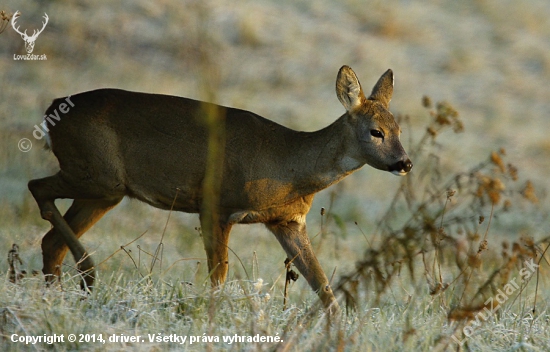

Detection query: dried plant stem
xmin=150 ymin=188 xmax=180 ymax=275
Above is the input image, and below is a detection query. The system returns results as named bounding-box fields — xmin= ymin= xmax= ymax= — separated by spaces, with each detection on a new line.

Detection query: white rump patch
xmin=45 ymin=130 xmax=52 ymax=149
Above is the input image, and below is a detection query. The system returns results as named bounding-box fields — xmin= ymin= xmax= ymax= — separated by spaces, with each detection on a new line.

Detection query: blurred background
xmin=1 ymin=0 xmax=549 ymax=288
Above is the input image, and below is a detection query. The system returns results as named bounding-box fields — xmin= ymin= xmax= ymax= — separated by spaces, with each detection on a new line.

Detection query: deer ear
xmin=368 ymin=69 xmax=394 ymax=108
xmin=336 ymin=65 xmax=366 ymax=112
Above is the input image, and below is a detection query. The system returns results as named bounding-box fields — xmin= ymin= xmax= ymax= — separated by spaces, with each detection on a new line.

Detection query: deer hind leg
xmin=28 ymin=173 xmax=122 ymax=289
xmin=41 ymin=198 xmax=122 ymax=284
xmin=200 ymin=215 xmax=233 ymax=287
xmin=267 ymin=219 xmax=340 ymax=314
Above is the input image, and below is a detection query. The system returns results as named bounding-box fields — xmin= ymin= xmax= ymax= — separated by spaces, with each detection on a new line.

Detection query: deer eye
xmin=370 ymin=129 xmax=384 ymax=139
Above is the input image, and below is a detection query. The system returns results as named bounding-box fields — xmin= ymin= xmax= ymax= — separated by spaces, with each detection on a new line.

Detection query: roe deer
xmin=28 ymin=66 xmax=412 ymax=313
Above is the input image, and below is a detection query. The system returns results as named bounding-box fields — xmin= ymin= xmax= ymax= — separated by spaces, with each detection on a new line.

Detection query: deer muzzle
xmin=389 ymin=158 xmax=413 ymax=176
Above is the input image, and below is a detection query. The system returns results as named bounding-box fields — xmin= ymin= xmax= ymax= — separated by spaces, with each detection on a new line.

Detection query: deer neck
xmin=287 ymin=115 xmax=363 ymax=196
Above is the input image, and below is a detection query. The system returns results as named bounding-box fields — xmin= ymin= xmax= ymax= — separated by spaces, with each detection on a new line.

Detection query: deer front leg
xmin=267 ymin=219 xmax=340 ymax=315
xmin=200 ymin=215 xmax=233 ymax=286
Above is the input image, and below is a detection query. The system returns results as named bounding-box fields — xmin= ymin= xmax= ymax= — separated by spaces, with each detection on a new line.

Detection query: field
xmin=1 ymin=0 xmax=549 ymax=350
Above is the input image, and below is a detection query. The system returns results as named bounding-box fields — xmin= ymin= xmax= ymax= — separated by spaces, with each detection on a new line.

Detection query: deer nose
xmin=402 ymin=159 xmax=413 ymax=172
xmin=389 ymin=159 xmax=413 ymax=175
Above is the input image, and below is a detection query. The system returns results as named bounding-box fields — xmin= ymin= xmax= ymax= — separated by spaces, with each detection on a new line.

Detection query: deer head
xmin=11 ymin=11 xmax=48 ymax=54
xmin=336 ymin=66 xmax=412 ymax=175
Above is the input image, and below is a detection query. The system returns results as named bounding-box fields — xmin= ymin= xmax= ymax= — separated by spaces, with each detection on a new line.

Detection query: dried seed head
xmin=478 ymin=240 xmax=488 ymax=253
xmin=521 ymin=181 xmax=538 ymax=204
xmin=446 ymin=189 xmax=456 ymax=199
xmin=254 ymin=278 xmax=264 ymax=292
xmin=436 ymin=101 xmax=459 ymax=118
xmin=476 ymin=174 xmax=505 ymax=204
xmin=503 ymin=199 xmax=512 ymax=211
xmin=429 ymin=282 xmax=442 ymax=295
xmin=452 ymin=120 xmax=464 ymax=133
xmin=0 ymin=10 xmax=11 ymax=21
xmin=0 ymin=11 xmax=12 ymax=34
xmin=467 ymin=254 xmax=481 ymax=268
xmin=521 ymin=235 xmax=535 ymax=248
xmin=435 ymin=113 xmax=451 ymax=126
xmin=502 ymin=250 xmax=509 ymax=261
xmin=422 ymin=95 xmax=432 ymax=108
xmin=490 ymin=151 xmax=505 ymax=173
xmin=507 ymin=164 xmax=518 ymax=181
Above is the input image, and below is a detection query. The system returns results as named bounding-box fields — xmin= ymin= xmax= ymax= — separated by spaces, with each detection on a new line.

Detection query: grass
xmin=1 ymin=269 xmax=546 ymax=351
xmin=1 ymin=98 xmax=548 ymax=351
xmin=1 ymin=0 xmax=550 ymax=350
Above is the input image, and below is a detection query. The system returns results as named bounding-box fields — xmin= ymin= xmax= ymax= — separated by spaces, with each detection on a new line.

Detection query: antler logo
xmin=11 ymin=11 xmax=48 ymax=54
